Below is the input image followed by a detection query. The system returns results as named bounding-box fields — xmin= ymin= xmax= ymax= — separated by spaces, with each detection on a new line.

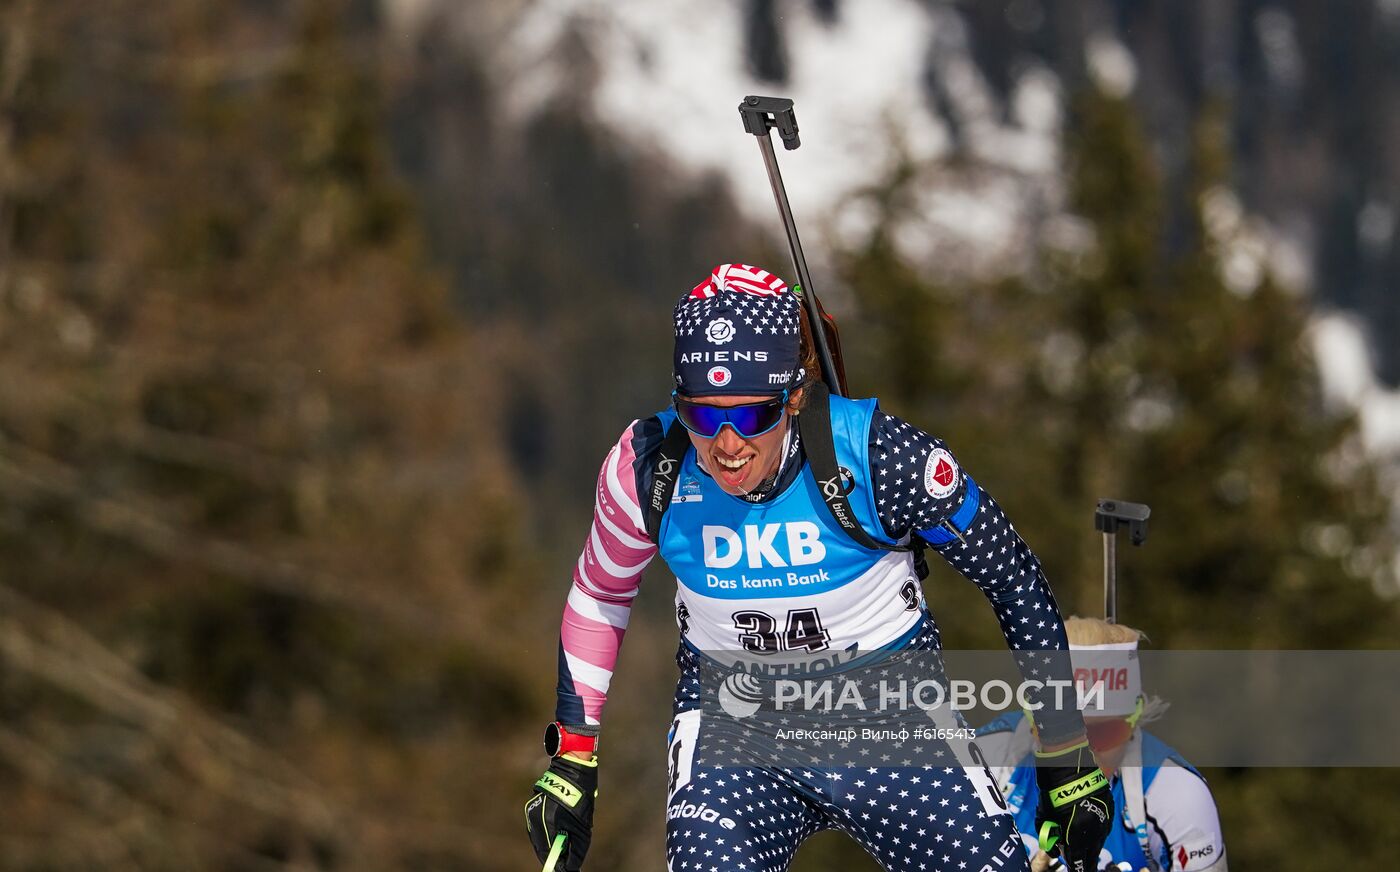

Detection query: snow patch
xmin=1086 ymin=31 xmax=1136 ymax=97
xmin=489 ymin=0 xmax=1065 ymax=276
xmin=1310 ymin=313 xmax=1400 ymax=453
xmin=1201 ymin=185 xmax=1312 ymax=296
xmin=495 ymin=0 xmax=949 ymax=231
xmin=1012 ymin=65 xmax=1062 ymax=134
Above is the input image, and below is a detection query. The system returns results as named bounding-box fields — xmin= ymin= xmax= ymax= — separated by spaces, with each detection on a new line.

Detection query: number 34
xmin=731 ymin=608 xmax=831 ymax=654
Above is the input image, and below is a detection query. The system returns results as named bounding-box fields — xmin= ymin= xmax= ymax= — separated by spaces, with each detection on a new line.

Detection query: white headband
xmin=1067 ymin=640 xmax=1142 ymax=717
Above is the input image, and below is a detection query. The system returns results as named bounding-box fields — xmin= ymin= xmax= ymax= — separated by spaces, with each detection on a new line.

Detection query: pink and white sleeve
xmin=555 ymin=421 xmax=658 ymax=727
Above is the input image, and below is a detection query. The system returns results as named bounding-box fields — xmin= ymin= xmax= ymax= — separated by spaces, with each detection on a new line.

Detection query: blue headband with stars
xmin=672 ymin=282 xmax=804 ymax=398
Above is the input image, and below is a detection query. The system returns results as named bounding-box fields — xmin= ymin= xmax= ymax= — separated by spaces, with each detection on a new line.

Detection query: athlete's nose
xmin=713 ymin=425 xmax=748 ymax=456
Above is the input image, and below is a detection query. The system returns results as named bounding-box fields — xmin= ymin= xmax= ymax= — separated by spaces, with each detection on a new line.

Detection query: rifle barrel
xmin=753 ymin=133 xmax=844 ymax=395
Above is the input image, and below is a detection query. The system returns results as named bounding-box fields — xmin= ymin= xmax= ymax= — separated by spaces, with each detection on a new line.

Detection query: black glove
xmin=1034 ymin=742 xmax=1114 ymax=872
xmin=525 ymin=754 xmax=598 ymax=871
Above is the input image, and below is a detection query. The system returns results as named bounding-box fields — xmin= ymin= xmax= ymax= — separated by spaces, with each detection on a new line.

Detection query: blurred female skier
xmin=978 ymin=617 xmax=1227 ymax=872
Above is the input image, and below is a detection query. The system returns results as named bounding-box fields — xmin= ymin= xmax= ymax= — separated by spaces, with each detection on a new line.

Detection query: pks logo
xmin=1180 ymin=844 xmax=1214 ymax=867
xmin=707 ymin=366 xmax=732 ymax=387
xmin=923 ymin=447 xmax=960 ymax=499
xmin=705 ymin=318 xmax=736 ymax=345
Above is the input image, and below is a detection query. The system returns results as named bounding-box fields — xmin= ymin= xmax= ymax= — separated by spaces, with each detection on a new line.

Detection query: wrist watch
xmin=543 ymin=721 xmax=598 ymax=758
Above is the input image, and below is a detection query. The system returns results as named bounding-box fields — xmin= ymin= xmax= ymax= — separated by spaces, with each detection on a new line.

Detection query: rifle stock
xmin=812 ymin=292 xmax=849 ymax=396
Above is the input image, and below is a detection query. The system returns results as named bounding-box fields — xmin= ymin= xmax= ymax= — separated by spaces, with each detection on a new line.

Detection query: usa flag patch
xmin=690 ymin=263 xmax=789 ymax=299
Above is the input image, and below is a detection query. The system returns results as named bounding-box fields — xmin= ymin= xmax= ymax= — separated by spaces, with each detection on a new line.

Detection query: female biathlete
xmin=977 ymin=617 xmax=1227 ymax=871
xmin=525 ymin=264 xmax=1116 ymax=872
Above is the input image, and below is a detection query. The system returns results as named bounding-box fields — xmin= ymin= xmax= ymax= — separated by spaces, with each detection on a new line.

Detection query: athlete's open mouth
xmin=712 ymin=451 xmax=755 ymax=488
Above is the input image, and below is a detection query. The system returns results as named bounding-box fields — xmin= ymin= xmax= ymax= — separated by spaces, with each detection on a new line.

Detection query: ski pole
xmin=737 ymin=95 xmax=847 ymax=396
xmin=541 ymin=833 xmax=566 ymax=872
xmin=1093 ymin=499 xmax=1150 ymax=623
xmin=1035 ymin=822 xmax=1064 ymax=871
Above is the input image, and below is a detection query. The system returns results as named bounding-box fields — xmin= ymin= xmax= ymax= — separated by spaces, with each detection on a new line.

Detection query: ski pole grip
xmin=739 ymin=95 xmax=801 ymax=149
xmin=542 ymin=833 xmax=567 ymax=872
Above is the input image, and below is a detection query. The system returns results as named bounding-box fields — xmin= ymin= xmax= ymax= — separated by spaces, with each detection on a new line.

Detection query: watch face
xmin=543 ymin=722 xmax=562 ymax=757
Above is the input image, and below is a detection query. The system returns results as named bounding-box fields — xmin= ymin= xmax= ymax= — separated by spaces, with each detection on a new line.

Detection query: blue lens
xmin=673 ymin=393 xmax=787 ymax=439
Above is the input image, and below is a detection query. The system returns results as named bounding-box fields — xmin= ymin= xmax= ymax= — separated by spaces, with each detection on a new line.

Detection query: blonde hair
xmin=1064 ymin=616 xmax=1147 ymax=646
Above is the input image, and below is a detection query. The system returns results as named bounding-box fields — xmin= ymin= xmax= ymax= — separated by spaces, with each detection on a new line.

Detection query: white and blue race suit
xmin=556 ymin=392 xmax=1087 ymax=871
xmin=977 ymin=712 xmax=1227 ymax=871
xmin=656 ymin=394 xmax=949 ymax=656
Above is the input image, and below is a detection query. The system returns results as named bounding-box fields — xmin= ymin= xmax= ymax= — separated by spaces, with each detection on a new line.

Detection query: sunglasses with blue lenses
xmin=672 ymin=390 xmax=789 ymax=439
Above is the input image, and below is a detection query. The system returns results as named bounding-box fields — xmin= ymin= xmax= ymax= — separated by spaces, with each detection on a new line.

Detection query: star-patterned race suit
xmin=555 ymin=394 xmax=1083 ymax=871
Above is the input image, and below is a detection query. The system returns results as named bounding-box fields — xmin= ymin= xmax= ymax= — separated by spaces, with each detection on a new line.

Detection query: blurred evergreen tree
xmin=831 ymin=87 xmax=1397 ymax=872
xmin=0 ymin=1 xmax=538 ymax=868
xmin=1123 ymin=103 xmax=1396 ymax=649
xmin=843 ymin=90 xmax=1395 ymax=649
xmin=382 ymin=15 xmax=783 ymax=530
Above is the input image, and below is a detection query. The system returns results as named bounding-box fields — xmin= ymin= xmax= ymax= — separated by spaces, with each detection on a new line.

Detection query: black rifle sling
xmin=800 ymin=383 xmax=930 ymax=580
xmin=644 ymin=421 xmax=694 ymax=546
xmin=799 ymin=380 xmax=914 ymax=543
